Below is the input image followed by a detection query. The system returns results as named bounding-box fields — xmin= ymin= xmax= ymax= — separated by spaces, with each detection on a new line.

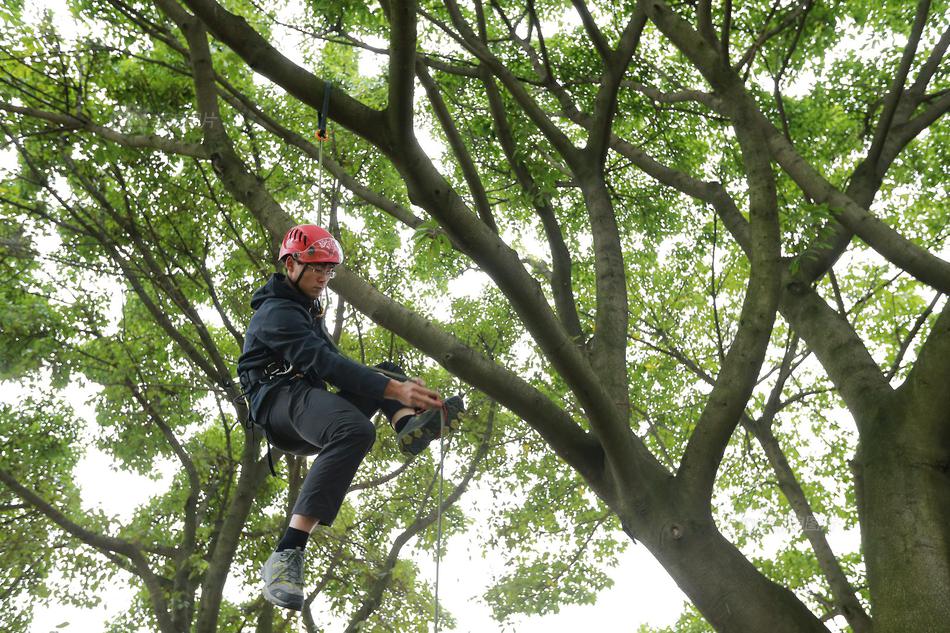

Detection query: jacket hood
xmin=250 ymin=273 xmax=313 ymax=310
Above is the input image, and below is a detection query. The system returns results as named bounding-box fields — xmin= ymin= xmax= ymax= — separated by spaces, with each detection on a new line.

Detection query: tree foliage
xmin=0 ymin=0 xmax=948 ymax=632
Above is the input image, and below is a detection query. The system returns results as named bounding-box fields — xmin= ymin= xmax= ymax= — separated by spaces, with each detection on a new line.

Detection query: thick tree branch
xmin=587 ymin=10 xmax=646 ymax=162
xmin=721 ymin=0 xmax=734 ymax=56
xmin=697 ymin=0 xmax=717 ymax=47
xmin=331 ymin=266 xmax=610 ymax=488
xmin=571 ymin=0 xmax=610 ymax=60
xmin=781 ymin=281 xmax=893 ymax=425
xmin=179 ymin=0 xmax=390 ymax=150
xmin=886 ymin=89 xmax=950 ymax=161
xmin=908 ymin=22 xmax=950 ymax=100
xmin=574 ymin=13 xmax=646 ymax=414
xmin=677 ymin=102 xmax=782 ymax=506
xmin=866 ymin=0 xmax=931 ymax=168
xmin=766 ymin=128 xmax=950 ymax=293
xmin=385 ymin=0 xmax=418 ymax=139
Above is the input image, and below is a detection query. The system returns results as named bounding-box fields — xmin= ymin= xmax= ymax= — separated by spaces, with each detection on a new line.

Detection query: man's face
xmin=286 ymin=258 xmax=336 ymax=298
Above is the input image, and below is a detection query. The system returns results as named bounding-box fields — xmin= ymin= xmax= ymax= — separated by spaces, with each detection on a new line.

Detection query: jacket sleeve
xmin=255 ymin=299 xmax=391 ymax=398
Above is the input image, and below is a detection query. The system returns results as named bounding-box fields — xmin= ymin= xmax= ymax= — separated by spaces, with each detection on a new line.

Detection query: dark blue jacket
xmin=237 ymin=274 xmax=389 ymax=421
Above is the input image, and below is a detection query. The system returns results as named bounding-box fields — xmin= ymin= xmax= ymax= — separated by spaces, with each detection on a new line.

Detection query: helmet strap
xmin=286 ymin=254 xmax=306 ymax=294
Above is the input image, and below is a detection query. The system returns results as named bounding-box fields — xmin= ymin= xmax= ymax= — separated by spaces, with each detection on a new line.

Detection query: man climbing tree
xmin=237 ymin=223 xmax=464 ymax=610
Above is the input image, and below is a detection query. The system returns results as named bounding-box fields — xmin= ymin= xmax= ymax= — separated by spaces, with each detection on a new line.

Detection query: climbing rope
xmin=314 ymin=81 xmax=333 ymax=311
xmin=368 ymin=369 xmax=450 ymax=632
xmin=315 ymin=81 xmax=332 ymax=226
xmin=433 ymin=404 xmax=448 ymax=633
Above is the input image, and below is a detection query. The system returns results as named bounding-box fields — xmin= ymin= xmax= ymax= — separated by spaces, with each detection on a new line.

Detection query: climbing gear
xmin=278 ymin=224 xmax=343 ymax=265
xmin=316 ymin=82 xmax=331 ymax=226
xmin=239 ymin=359 xmax=307 ymax=477
xmin=397 ymin=396 xmax=464 ymax=456
xmin=433 ymin=405 xmax=449 ymax=633
xmin=262 ymin=547 xmax=305 ymax=611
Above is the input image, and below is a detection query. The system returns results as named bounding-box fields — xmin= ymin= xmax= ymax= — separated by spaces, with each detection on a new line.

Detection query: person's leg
xmin=336 ymin=361 xmax=415 ymax=431
xmin=256 ymin=383 xmax=321 ymax=611
xmin=339 ymin=362 xmax=466 ymax=457
xmin=284 ymin=384 xmax=377 ymax=526
xmin=260 ymin=383 xmax=376 ymax=610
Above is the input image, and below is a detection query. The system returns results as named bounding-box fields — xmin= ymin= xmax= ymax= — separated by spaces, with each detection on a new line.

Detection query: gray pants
xmin=259 ymin=363 xmax=405 ymax=525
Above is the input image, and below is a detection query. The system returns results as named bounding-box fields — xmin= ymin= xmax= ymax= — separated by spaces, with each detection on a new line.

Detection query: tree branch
xmin=907 ymin=21 xmax=950 ymax=101
xmin=343 ymin=404 xmax=494 ymax=631
xmin=897 ymin=297 xmax=950 ymax=414
xmin=587 ymin=10 xmax=647 ymax=162
xmin=441 ymin=0 xmax=580 ymax=163
xmin=677 ymin=103 xmax=782 ymax=506
xmin=0 ymin=467 xmax=179 ymax=633
xmin=213 ymin=85 xmax=428 ymax=235
xmin=178 ymin=0 xmax=390 ymax=150
xmin=780 ymin=280 xmax=893 ymax=425
xmin=866 ymin=0 xmax=931 ymax=168
xmin=734 ymin=0 xmax=811 ymax=74
xmin=640 ymin=0 xmax=950 ymax=294
xmin=0 ymin=100 xmax=209 ymax=158
xmin=483 ymin=72 xmax=583 ymax=340
xmin=385 ymin=0 xmax=418 ymax=139
xmin=570 ymin=0 xmax=610 ymax=60
xmin=743 ymin=415 xmax=873 ymax=633
xmin=886 ymin=292 xmax=942 ymax=381
xmin=331 ymin=266 xmax=610 ymax=488
xmin=416 ymin=62 xmax=498 ymax=232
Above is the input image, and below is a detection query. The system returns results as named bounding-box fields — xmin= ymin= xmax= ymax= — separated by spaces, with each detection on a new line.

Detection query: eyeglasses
xmin=304 ymin=263 xmax=337 ymax=278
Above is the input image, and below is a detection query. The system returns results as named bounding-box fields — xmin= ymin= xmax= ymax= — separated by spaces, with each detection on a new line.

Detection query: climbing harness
xmin=238 ymin=359 xmax=302 ymax=477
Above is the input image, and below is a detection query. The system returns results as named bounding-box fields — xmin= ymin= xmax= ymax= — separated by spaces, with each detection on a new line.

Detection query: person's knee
xmin=347 ymin=417 xmax=376 ymax=453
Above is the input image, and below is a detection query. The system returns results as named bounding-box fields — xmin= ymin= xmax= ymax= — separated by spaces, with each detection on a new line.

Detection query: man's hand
xmin=384 ymin=378 xmax=442 ymax=410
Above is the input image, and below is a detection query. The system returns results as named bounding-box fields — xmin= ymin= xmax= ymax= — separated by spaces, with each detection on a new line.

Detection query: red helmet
xmin=278 ymin=224 xmax=343 ymax=264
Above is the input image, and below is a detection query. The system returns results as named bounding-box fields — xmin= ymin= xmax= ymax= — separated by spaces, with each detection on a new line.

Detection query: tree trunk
xmin=859 ymin=397 xmax=950 ymax=631
xmin=622 ymin=497 xmax=831 ymax=633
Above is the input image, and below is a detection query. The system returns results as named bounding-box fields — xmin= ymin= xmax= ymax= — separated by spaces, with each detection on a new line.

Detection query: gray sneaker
xmin=262 ymin=548 xmax=304 ymax=610
xmin=397 ymin=396 xmax=465 ymax=456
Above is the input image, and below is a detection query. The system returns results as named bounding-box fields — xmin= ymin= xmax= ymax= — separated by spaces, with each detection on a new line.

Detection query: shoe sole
xmin=399 ymin=396 xmax=464 ymax=456
xmin=263 ymin=584 xmax=303 ymax=611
